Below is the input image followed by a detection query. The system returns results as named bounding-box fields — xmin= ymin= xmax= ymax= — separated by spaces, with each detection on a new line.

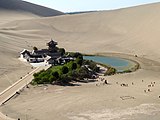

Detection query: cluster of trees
xmin=32 ymin=53 xmax=100 ymax=85
xmin=32 ymin=51 xmax=119 ymax=85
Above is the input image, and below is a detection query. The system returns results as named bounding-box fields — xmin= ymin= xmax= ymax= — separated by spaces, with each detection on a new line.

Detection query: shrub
xmin=123 ymin=69 xmax=132 ymax=73
xmin=104 ymin=67 xmax=116 ymax=76
xmin=78 ymin=66 xmax=90 ymax=78
xmin=83 ymin=60 xmax=99 ymax=73
xmin=33 ymin=73 xmax=38 ymax=78
xmin=41 ymin=76 xmax=49 ymax=83
xmin=60 ymin=74 xmax=72 ymax=84
xmin=93 ymin=66 xmax=100 ymax=72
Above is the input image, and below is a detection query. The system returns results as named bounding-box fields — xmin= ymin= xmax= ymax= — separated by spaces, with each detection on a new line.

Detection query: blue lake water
xmin=84 ymin=56 xmax=135 ymax=72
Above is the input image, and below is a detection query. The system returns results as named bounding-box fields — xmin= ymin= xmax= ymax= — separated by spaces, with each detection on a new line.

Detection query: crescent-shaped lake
xmin=84 ymin=56 xmax=137 ymax=72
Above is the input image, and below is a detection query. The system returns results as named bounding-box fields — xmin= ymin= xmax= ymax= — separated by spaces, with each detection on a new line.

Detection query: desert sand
xmin=0 ymin=1 xmax=160 ymax=120
xmin=1 ymin=54 xmax=160 ymax=120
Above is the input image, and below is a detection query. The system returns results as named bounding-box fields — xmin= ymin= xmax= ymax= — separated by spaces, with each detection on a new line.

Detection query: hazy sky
xmin=24 ymin=0 xmax=160 ymax=12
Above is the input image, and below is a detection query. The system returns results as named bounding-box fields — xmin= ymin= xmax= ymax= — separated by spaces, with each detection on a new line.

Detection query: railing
xmin=0 ymin=65 xmax=51 ymax=120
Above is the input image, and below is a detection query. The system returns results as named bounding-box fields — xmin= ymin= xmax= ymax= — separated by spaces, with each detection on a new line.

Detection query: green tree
xmin=71 ymin=62 xmax=77 ymax=70
xmin=74 ymin=52 xmax=83 ymax=58
xmin=52 ymin=71 xmax=59 ymax=79
xmin=33 ymin=46 xmax=38 ymax=51
xmin=76 ymin=58 xmax=83 ymax=66
xmin=49 ymin=76 xmax=57 ymax=83
xmin=62 ymin=66 xmax=69 ymax=74
xmin=59 ymin=48 xmax=65 ymax=56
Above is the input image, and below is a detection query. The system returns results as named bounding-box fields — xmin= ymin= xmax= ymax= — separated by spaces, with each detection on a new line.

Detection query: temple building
xmin=20 ymin=39 xmax=75 ymax=67
xmin=20 ymin=39 xmax=61 ymax=64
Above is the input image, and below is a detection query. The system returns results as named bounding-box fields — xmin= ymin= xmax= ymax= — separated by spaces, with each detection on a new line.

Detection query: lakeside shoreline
xmin=84 ymin=53 xmax=140 ymax=73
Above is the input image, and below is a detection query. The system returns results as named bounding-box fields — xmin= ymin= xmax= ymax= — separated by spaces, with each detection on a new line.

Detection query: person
xmin=104 ymin=80 xmax=108 ymax=84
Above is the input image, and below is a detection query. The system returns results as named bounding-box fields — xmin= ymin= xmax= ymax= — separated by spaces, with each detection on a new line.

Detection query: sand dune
xmin=1 ymin=3 xmax=160 ymax=60
xmin=0 ymin=2 xmax=160 ymax=120
xmin=0 ymin=0 xmax=64 ymax=17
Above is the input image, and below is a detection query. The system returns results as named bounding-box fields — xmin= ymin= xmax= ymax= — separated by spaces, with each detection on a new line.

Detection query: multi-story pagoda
xmin=47 ymin=39 xmax=58 ymax=52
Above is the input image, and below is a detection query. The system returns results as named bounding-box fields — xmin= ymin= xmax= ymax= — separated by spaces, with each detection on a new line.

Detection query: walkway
xmin=0 ymin=65 xmax=50 ymax=120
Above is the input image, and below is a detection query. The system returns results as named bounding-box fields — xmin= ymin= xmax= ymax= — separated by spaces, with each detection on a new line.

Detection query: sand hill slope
xmin=0 ymin=3 xmax=160 ymax=91
xmin=1 ymin=3 xmax=160 ymax=59
xmin=0 ymin=0 xmax=65 ymax=91
xmin=0 ymin=0 xmax=64 ymax=17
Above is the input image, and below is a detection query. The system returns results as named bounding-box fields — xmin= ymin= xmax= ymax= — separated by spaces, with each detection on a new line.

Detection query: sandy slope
xmin=0 ymin=0 xmax=65 ymax=92
xmin=0 ymin=10 xmax=39 ymax=25
xmin=0 ymin=9 xmax=40 ymax=92
xmin=0 ymin=0 xmax=64 ymax=17
xmin=1 ymin=3 xmax=160 ymax=60
xmin=0 ymin=2 xmax=160 ymax=120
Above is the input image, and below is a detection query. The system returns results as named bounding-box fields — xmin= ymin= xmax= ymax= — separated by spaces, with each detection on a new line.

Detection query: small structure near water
xmin=19 ymin=39 xmax=74 ymax=67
